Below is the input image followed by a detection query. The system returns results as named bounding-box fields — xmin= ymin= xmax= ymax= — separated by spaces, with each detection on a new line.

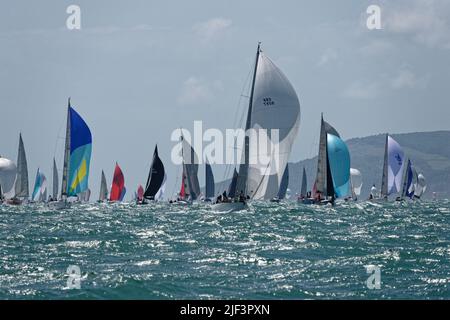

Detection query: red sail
xmin=110 ymin=163 xmax=125 ymax=201
xmin=180 ymin=173 xmax=186 ymax=199
xmin=137 ymin=185 xmax=144 ymax=201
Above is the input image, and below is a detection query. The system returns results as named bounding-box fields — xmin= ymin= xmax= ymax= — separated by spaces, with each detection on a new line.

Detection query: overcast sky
xmin=1 ymin=0 xmax=450 ymax=199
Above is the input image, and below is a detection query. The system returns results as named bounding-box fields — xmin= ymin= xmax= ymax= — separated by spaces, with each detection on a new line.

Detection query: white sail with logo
xmin=381 ymin=135 xmax=405 ymax=197
xmin=237 ymin=44 xmax=301 ymax=200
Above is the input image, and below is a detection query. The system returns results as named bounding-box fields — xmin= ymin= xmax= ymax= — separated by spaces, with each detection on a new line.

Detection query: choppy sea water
xmin=0 ymin=200 xmax=449 ymax=300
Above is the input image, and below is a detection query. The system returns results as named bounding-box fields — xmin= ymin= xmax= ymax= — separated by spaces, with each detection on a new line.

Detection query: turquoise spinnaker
xmin=67 ymin=106 xmax=92 ymax=196
xmin=327 ymin=133 xmax=350 ymax=198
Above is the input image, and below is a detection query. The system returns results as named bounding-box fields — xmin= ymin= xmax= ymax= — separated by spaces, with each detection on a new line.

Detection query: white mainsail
xmin=14 ymin=134 xmax=29 ymax=199
xmin=237 ymin=44 xmax=301 ymax=200
xmin=99 ymin=170 xmax=108 ymax=202
xmin=52 ymin=158 xmax=58 ymax=199
xmin=155 ymin=173 xmax=167 ymax=200
xmin=0 ymin=158 xmax=17 ymax=199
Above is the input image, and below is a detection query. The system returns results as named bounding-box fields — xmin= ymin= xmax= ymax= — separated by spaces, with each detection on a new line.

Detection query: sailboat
xmin=349 ymin=168 xmax=363 ymax=201
xmin=49 ymin=158 xmax=59 ymax=202
xmin=212 ymin=168 xmax=246 ymax=212
xmin=98 ymin=170 xmax=108 ymax=203
xmin=309 ymin=115 xmax=351 ymax=205
xmin=413 ymin=173 xmax=427 ymax=199
xmin=137 ymin=185 xmax=144 ymax=203
xmin=109 ymin=163 xmax=126 ymax=202
xmin=298 ymin=167 xmax=310 ymax=203
xmin=31 ymin=168 xmax=48 ymax=203
xmin=213 ymin=43 xmax=301 ymax=212
xmin=404 ymin=162 xmax=427 ymax=200
xmin=397 ymin=159 xmax=414 ymax=201
xmin=204 ymin=159 xmax=215 ymax=202
xmin=7 ymin=134 xmax=29 ymax=205
xmin=176 ymin=132 xmax=200 ymax=204
xmin=271 ymin=164 xmax=289 ymax=202
xmin=378 ymin=135 xmax=405 ymax=201
xmin=140 ymin=145 xmax=166 ymax=204
xmin=0 ymin=157 xmax=17 ymax=202
xmin=49 ymin=98 xmax=92 ymax=210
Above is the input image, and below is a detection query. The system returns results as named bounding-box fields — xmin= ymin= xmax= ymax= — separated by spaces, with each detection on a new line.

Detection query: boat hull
xmin=5 ymin=198 xmax=24 ymax=206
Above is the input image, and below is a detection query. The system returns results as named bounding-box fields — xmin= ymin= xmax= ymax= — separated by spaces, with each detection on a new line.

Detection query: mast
xmin=61 ymin=98 xmax=71 ymax=199
xmin=237 ymin=42 xmax=261 ymax=197
xmin=380 ymin=134 xmax=388 ymax=198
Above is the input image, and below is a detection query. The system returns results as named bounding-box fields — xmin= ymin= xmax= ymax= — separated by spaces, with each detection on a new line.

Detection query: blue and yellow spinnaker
xmin=67 ymin=106 xmax=92 ymax=196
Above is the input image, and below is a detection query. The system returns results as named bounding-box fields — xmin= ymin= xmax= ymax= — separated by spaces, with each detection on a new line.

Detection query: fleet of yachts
xmin=0 ymin=44 xmax=427 ymax=212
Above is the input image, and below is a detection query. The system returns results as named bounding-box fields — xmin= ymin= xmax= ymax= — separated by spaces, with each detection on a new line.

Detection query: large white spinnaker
xmin=414 ymin=173 xmax=427 ymax=199
xmin=0 ymin=158 xmax=17 ymax=199
xmin=238 ymin=44 xmax=301 ymax=200
xmin=350 ymin=168 xmax=363 ymax=197
xmin=381 ymin=135 xmax=405 ymax=197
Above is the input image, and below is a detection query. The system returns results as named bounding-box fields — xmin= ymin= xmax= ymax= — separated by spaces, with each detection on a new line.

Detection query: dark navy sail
xmin=228 ymin=169 xmax=239 ymax=198
xmin=314 ymin=114 xmax=341 ymax=199
xmin=300 ymin=167 xmax=307 ymax=197
xmin=205 ymin=161 xmax=215 ymax=199
xmin=144 ymin=145 xmax=166 ymax=200
xmin=277 ymin=164 xmax=289 ymax=199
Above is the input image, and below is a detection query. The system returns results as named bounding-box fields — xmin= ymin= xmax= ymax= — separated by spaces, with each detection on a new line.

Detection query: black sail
xmin=228 ymin=169 xmax=239 ymax=198
xmin=205 ymin=162 xmax=215 ymax=199
xmin=144 ymin=145 xmax=165 ymax=200
xmin=314 ymin=114 xmax=340 ymax=197
xmin=277 ymin=164 xmax=289 ymax=199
